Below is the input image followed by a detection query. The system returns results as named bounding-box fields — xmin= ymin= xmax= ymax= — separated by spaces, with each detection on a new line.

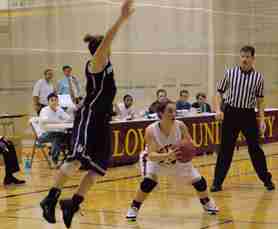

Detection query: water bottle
xmin=144 ymin=111 xmax=150 ymax=119
xmin=24 ymin=153 xmax=31 ymax=174
xmin=202 ymin=103 xmax=207 ymax=113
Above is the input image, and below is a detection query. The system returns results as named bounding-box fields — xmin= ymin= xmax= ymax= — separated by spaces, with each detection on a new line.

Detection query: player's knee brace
xmin=192 ymin=176 xmax=207 ymax=192
xmin=140 ymin=177 xmax=158 ymax=193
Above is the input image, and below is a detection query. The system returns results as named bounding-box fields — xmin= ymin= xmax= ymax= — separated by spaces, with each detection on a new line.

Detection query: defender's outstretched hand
xmin=121 ymin=0 xmax=135 ymax=21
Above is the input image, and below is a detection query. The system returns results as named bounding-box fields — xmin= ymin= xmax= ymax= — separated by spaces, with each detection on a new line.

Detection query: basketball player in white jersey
xmin=126 ymin=99 xmax=219 ymax=220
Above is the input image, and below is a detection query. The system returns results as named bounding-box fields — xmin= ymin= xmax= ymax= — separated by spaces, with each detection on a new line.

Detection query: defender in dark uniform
xmin=40 ymin=1 xmax=135 ymax=228
xmin=68 ymin=56 xmax=116 ymax=176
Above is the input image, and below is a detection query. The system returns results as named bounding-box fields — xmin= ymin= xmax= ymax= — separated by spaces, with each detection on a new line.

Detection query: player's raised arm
xmin=92 ymin=0 xmax=135 ymax=73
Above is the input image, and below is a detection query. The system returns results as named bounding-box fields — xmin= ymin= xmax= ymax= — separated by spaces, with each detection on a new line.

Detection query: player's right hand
xmin=166 ymin=148 xmax=178 ymax=161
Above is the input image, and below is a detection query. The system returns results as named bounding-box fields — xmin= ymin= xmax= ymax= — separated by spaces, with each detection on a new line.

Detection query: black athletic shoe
xmin=264 ymin=181 xmax=275 ymax=191
xmin=210 ymin=185 xmax=223 ymax=192
xmin=40 ymin=197 xmax=58 ymax=223
xmin=3 ymin=176 xmax=25 ymax=185
xmin=60 ymin=199 xmax=79 ymax=228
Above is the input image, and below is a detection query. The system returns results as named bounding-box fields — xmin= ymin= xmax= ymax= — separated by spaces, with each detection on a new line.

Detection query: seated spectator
xmin=176 ymin=89 xmax=191 ymax=110
xmin=149 ymin=89 xmax=167 ymax=114
xmin=0 ymin=136 xmax=25 ymax=185
xmin=38 ymin=93 xmax=72 ymax=167
xmin=192 ymin=92 xmax=212 ymax=113
xmin=32 ymin=69 xmax=55 ymax=115
xmin=115 ymin=94 xmax=136 ymax=120
xmin=57 ymin=65 xmax=82 ymax=105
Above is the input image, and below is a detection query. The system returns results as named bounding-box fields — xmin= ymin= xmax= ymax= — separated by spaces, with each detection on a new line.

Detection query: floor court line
xmin=4 ymin=213 xmax=278 ymax=229
xmin=0 ymin=215 xmax=152 ymax=228
xmin=200 ymin=219 xmax=234 ymax=229
xmin=3 ymin=201 xmax=278 ymax=228
xmin=0 ymin=175 xmax=141 ymax=200
xmin=0 ymin=178 xmax=277 ymax=202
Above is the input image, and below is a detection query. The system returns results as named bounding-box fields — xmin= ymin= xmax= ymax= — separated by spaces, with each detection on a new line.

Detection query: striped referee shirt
xmin=217 ymin=66 xmax=264 ymax=109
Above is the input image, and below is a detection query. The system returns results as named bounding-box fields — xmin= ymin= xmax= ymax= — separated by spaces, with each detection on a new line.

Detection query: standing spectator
xmin=148 ymin=89 xmax=167 ymax=114
xmin=57 ymin=65 xmax=82 ymax=104
xmin=176 ymin=89 xmax=191 ymax=110
xmin=33 ymin=69 xmax=55 ymax=115
xmin=192 ymin=92 xmax=212 ymax=113
xmin=115 ymin=94 xmax=135 ymax=120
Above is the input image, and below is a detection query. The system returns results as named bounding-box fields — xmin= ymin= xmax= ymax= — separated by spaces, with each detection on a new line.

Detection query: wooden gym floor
xmin=0 ymin=143 xmax=278 ymax=228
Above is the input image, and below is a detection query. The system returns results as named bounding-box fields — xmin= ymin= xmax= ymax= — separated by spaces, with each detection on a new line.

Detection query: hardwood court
xmin=0 ymin=143 xmax=278 ymax=229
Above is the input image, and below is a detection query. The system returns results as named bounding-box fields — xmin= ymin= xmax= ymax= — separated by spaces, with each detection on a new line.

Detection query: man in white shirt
xmin=39 ymin=93 xmax=72 ymax=166
xmin=115 ymin=94 xmax=135 ymax=120
xmin=33 ymin=69 xmax=55 ymax=115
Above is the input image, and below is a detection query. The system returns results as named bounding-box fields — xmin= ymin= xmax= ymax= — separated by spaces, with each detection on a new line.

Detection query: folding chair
xmin=29 ymin=117 xmax=52 ymax=168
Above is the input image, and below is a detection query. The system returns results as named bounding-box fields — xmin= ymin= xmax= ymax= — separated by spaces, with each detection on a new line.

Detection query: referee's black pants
xmin=212 ymin=105 xmax=272 ymax=186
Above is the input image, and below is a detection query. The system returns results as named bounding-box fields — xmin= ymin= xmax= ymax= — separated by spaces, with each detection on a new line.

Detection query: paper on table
xmin=58 ymin=95 xmax=75 ymax=108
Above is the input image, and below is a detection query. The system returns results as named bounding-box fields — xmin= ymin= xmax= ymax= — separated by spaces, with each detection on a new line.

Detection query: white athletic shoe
xmin=203 ymin=199 xmax=219 ymax=215
xmin=126 ymin=206 xmax=139 ymax=221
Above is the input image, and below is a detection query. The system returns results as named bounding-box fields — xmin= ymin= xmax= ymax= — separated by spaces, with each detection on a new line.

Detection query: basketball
xmin=172 ymin=137 xmax=196 ymax=163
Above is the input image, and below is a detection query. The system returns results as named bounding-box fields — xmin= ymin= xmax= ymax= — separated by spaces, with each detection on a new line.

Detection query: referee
xmin=210 ymin=45 xmax=275 ymax=192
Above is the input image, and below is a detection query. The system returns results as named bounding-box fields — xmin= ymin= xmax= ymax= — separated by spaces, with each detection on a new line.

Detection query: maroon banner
xmin=109 ymin=110 xmax=278 ymax=167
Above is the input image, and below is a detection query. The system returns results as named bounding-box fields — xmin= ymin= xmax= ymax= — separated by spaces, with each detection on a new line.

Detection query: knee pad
xmin=192 ymin=176 xmax=207 ymax=192
xmin=140 ymin=177 xmax=158 ymax=193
